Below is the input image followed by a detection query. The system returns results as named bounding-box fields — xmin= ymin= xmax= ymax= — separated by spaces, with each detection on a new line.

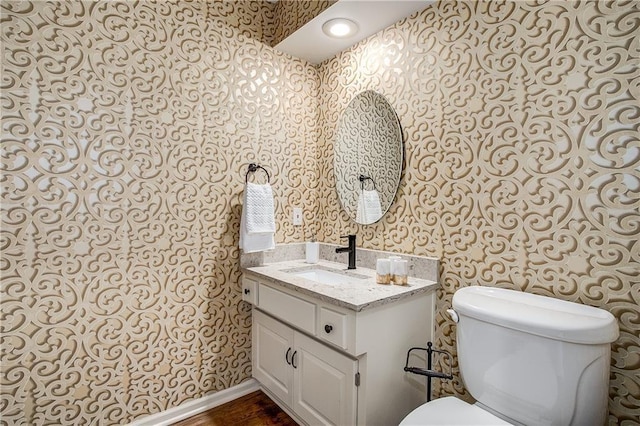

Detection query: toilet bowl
xmin=399 ymin=286 xmax=619 ymax=425
xmin=400 ymin=397 xmax=511 ymax=425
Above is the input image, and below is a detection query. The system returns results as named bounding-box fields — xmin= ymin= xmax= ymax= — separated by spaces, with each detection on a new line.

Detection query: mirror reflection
xmin=334 ymin=90 xmax=403 ymax=225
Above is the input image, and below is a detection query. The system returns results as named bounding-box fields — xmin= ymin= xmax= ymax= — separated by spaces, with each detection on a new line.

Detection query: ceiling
xmin=274 ymin=0 xmax=435 ymax=65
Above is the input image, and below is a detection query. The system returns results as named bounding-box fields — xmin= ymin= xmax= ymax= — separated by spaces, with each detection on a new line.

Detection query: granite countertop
xmin=244 ymin=259 xmax=438 ymax=312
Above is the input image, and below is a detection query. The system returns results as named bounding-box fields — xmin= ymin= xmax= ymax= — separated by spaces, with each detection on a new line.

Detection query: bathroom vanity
xmin=242 ymin=249 xmax=438 ymax=426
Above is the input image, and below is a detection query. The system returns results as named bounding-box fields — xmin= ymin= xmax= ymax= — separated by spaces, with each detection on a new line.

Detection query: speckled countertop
xmin=244 ymin=259 xmax=438 ymax=312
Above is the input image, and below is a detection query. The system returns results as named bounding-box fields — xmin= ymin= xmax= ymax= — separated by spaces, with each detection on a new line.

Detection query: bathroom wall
xmin=2 ymin=0 xmax=638 ymax=424
xmin=0 ymin=1 xmax=318 ymax=424
xmin=317 ymin=1 xmax=639 ymax=422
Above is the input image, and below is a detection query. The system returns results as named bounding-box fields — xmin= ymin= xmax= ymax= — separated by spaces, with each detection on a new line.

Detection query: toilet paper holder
xmin=404 ymin=341 xmax=453 ymax=401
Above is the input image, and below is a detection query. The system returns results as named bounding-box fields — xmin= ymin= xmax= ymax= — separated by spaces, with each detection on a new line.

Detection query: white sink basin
xmin=290 ymin=268 xmax=366 ymax=286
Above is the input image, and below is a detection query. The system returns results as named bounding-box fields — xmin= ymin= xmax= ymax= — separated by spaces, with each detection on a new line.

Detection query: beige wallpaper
xmin=316 ymin=1 xmax=639 ymax=423
xmin=2 ymin=0 xmax=639 ymax=424
xmin=0 ymin=1 xmax=318 ymax=424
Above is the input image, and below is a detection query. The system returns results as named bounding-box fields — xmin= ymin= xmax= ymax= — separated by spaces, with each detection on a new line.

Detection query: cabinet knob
xmin=244 ymin=288 xmax=250 ymax=295
xmin=324 ymin=324 xmax=333 ymax=334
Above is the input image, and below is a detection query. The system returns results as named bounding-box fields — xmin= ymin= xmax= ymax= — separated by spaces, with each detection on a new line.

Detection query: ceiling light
xmin=322 ymin=18 xmax=358 ymax=38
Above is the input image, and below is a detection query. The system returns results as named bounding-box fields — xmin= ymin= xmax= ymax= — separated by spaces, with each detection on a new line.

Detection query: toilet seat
xmin=399 ymin=397 xmax=512 ymax=425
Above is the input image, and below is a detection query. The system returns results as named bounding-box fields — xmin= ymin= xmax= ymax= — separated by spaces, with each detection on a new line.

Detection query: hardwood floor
xmin=172 ymin=390 xmax=298 ymax=426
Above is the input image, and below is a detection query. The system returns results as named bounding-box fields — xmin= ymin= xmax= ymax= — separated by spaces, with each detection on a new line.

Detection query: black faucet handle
xmin=336 ymin=234 xmax=357 ymax=270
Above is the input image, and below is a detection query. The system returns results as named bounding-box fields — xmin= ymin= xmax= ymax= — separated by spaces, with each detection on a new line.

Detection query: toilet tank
xmin=452 ymin=286 xmax=619 ymax=426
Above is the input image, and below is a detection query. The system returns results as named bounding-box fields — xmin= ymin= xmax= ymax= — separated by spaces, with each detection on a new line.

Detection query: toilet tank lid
xmin=452 ymin=286 xmax=619 ymax=344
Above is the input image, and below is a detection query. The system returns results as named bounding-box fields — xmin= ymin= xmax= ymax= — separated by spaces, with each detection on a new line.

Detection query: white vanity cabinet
xmin=254 ymin=310 xmax=358 ymax=426
xmin=245 ymin=270 xmax=436 ymax=426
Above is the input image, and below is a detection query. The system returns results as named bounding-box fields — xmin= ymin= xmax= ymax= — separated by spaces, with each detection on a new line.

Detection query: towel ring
xmin=359 ymin=174 xmax=376 ymax=190
xmin=246 ymin=163 xmax=270 ymax=183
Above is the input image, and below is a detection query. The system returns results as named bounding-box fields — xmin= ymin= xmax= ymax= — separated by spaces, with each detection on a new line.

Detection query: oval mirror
xmin=334 ymin=91 xmax=403 ymax=224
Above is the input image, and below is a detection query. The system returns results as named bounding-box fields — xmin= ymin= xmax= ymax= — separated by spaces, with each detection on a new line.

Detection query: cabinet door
xmin=253 ymin=310 xmax=294 ymax=406
xmin=293 ymin=332 xmax=358 ymax=426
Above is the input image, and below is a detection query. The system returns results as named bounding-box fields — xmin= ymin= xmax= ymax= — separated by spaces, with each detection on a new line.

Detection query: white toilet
xmin=401 ymin=286 xmax=619 ymax=425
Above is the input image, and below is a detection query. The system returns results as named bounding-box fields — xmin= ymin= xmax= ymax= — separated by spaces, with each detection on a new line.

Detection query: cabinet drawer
xmin=242 ymin=276 xmax=258 ymax=305
xmin=318 ymin=306 xmax=348 ymax=349
xmin=259 ymin=284 xmax=316 ymax=335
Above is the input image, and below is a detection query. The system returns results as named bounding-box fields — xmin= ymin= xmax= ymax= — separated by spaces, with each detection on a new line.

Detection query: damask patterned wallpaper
xmin=1 ymin=1 xmax=318 ymax=424
xmin=2 ymin=0 xmax=639 ymax=424
xmin=316 ymin=1 xmax=639 ymax=423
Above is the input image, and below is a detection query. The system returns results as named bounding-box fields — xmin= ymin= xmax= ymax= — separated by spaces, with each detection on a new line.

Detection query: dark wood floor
xmin=172 ymin=390 xmax=298 ymax=426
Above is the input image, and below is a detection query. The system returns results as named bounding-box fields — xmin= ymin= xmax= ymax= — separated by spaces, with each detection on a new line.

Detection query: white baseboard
xmin=128 ymin=378 xmax=260 ymax=426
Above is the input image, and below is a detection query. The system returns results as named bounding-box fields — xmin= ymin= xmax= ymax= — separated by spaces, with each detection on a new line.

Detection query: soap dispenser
xmin=306 ymin=238 xmax=319 ymax=264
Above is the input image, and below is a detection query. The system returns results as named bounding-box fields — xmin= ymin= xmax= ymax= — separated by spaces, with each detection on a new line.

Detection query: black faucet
xmin=335 ymin=234 xmax=357 ymax=270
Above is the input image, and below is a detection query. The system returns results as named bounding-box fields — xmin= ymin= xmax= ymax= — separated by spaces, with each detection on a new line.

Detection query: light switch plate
xmin=293 ymin=208 xmax=303 ymax=226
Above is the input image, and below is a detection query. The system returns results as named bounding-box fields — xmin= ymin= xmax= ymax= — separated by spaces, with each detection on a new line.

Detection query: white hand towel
xmin=356 ymin=189 xmax=383 ymax=224
xmin=240 ymin=183 xmax=276 ymax=253
xmin=244 ymin=182 xmax=276 ymax=234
